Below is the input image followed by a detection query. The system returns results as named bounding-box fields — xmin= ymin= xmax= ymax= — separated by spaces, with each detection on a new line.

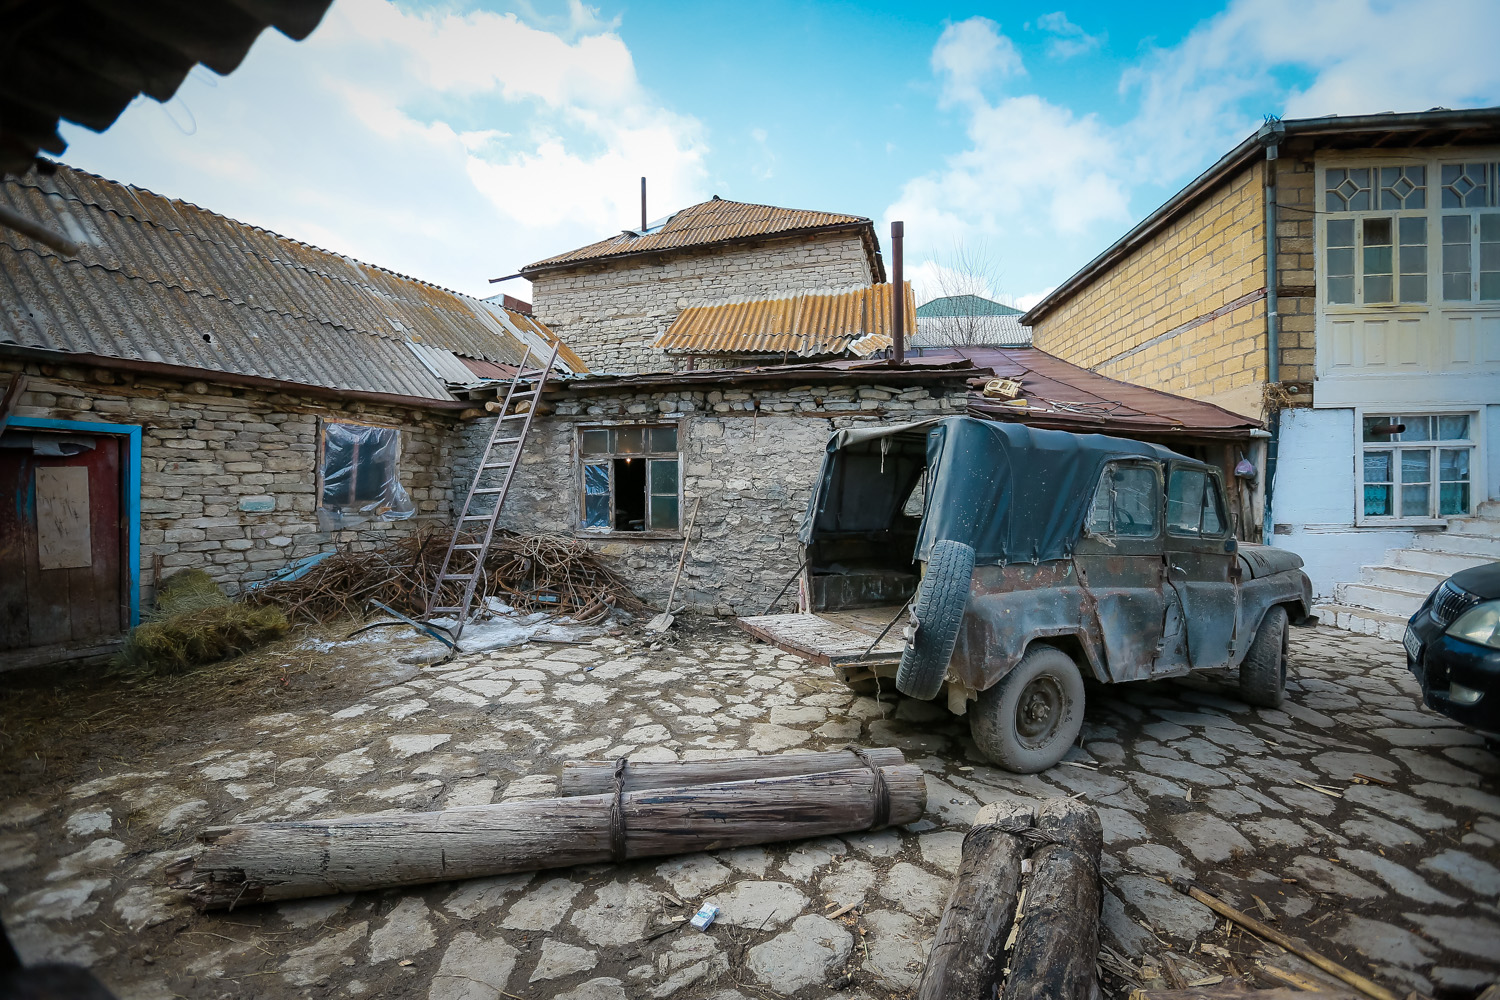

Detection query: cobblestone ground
xmin=2 ymin=622 xmax=1498 ymax=1000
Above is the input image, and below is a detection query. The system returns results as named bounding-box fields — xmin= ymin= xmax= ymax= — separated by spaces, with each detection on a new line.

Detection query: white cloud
xmin=58 ymin=0 xmax=709 ymax=298
xmin=893 ymin=0 xmax=1500 ymax=304
xmin=932 ymin=17 xmax=1025 ymax=107
xmin=1034 ymin=12 xmax=1101 ymax=60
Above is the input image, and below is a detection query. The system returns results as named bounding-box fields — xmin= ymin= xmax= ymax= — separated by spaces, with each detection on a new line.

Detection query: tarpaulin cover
xmin=803 ymin=416 xmax=1194 ymax=565
xmin=317 ymin=421 xmax=414 ymax=529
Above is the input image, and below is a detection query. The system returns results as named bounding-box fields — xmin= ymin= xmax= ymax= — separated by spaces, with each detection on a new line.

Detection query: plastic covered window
xmin=318 ymin=421 xmax=413 ymax=524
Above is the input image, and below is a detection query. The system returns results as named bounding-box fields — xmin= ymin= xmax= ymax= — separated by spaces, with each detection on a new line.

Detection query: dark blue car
xmin=1405 ymin=561 xmax=1500 ymax=736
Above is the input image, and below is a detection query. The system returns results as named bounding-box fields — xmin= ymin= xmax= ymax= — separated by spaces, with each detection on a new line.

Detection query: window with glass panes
xmin=577 ymin=425 xmax=680 ymax=532
xmin=1323 ymin=159 xmax=1500 ymax=307
xmin=1360 ymin=414 xmax=1474 ymax=520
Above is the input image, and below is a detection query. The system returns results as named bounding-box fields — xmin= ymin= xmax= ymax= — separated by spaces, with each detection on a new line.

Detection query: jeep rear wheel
xmin=1240 ymin=605 xmax=1289 ymax=708
xmin=970 ymin=644 xmax=1085 ymax=774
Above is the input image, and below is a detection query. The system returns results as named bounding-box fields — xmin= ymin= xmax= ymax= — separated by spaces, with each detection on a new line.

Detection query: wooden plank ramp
xmin=736 ymin=609 xmax=904 ymax=667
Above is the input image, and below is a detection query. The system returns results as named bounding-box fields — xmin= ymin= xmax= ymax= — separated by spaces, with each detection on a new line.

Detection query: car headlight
xmin=1447 ymin=601 xmax=1500 ymax=650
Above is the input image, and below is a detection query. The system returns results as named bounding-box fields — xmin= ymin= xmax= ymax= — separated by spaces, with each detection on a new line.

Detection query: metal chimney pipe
xmin=641 ymin=177 xmax=647 ymax=231
xmin=889 ymin=220 xmax=905 ymax=366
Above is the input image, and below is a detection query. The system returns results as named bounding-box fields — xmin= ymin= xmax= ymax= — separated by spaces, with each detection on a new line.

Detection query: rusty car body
xmin=739 ymin=416 xmax=1313 ymax=771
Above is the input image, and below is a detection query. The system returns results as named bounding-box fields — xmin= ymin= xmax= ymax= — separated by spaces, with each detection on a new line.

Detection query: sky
xmin=57 ymin=0 xmax=1500 ymax=310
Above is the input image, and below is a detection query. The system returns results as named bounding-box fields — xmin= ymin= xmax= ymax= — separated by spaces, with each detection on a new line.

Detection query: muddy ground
xmin=1 ymin=617 xmax=1498 ymax=999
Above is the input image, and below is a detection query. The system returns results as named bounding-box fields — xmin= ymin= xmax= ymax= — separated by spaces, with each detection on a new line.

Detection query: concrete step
xmin=1390 ymin=547 xmax=1497 ymax=576
xmin=1334 ymin=582 xmax=1428 ymax=618
xmin=1441 ymin=517 xmax=1500 ymax=539
xmin=1312 ymin=602 xmax=1409 ymax=642
xmin=1412 ymin=530 xmax=1500 ymax=559
xmin=1358 ymin=564 xmax=1446 ymax=596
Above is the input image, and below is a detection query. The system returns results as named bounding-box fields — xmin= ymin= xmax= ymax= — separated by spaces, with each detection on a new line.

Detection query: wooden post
xmin=1001 ymin=797 xmax=1103 ymax=1000
xmin=170 ymin=765 xmax=925 ymax=910
xmin=557 ymin=748 xmax=908 ymax=796
xmin=916 ymin=801 xmax=1034 ymax=1000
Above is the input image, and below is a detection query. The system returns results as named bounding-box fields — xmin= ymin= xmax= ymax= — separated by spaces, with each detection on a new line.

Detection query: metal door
xmin=1162 ymin=464 xmax=1238 ymax=670
xmin=0 ymin=431 xmax=126 ymax=650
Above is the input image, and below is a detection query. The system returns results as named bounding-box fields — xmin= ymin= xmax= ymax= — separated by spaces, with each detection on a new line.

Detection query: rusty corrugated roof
xmin=0 ymin=163 xmax=582 ymax=401
xmin=522 ymin=197 xmax=884 ymax=280
xmin=919 ymin=347 xmax=1262 ymax=437
xmin=654 ymin=283 xmax=914 ymax=358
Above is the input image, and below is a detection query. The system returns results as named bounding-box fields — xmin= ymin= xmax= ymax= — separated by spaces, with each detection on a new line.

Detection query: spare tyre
xmin=896 ymin=539 xmax=975 ymax=700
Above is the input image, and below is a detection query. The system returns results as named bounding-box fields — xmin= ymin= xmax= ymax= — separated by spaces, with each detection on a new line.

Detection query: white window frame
xmin=1352 ymin=404 xmax=1483 ymax=526
xmin=1319 ymin=153 xmax=1500 ymax=317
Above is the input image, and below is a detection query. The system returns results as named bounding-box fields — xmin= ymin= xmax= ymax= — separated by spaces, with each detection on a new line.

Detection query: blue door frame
xmin=6 ymin=416 xmax=142 ymax=627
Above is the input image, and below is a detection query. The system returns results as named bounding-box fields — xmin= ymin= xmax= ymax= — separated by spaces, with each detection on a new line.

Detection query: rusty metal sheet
xmin=655 ymin=283 xmax=914 ymax=358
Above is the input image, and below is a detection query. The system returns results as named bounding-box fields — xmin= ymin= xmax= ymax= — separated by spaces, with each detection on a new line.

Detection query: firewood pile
xmin=245 ymin=527 xmax=649 ymax=624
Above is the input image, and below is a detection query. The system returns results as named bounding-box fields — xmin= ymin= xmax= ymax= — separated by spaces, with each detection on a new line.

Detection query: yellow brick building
xmin=1022 ymin=108 xmax=1500 ymax=628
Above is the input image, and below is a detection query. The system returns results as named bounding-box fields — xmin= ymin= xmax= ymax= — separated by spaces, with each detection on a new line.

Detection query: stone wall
xmin=456 ymin=380 xmax=970 ymax=614
xmin=2 ymin=361 xmax=457 ymax=606
xmin=530 ymin=232 xmax=875 ymax=374
xmin=1030 ymin=162 xmax=1269 ymax=418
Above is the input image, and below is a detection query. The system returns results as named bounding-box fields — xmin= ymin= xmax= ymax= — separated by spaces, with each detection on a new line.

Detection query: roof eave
xmin=1020 ymin=106 xmax=1500 ymax=326
xmin=521 ymin=220 xmax=882 ymax=279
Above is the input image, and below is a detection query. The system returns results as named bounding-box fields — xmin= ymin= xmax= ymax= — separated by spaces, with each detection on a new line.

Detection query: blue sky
xmin=58 ymin=0 xmax=1500 ymax=309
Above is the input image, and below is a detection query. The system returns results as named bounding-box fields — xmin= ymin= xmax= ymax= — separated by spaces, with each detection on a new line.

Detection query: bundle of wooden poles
xmin=167 ymin=748 xmax=923 ymax=910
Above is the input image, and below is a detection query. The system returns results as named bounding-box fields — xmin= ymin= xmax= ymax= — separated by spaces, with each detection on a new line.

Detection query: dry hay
xmin=246 ymin=527 xmax=649 ymax=625
xmin=116 ymin=569 xmax=290 ymax=674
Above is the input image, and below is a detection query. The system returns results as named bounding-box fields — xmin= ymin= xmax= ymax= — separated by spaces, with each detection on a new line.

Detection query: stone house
xmin=520 ymin=197 xmax=886 ymax=373
xmin=1019 ymin=107 xmax=1500 ymax=633
xmin=0 ymin=162 xmax=579 ymax=664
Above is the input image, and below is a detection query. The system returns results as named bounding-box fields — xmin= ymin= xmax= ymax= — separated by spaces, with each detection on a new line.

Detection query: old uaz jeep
xmin=739 ymin=416 xmax=1313 ymax=773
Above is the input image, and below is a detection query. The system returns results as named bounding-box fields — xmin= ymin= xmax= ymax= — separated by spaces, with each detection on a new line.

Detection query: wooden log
xmin=1001 ymin=797 xmax=1103 ymax=1000
xmin=558 ymin=747 xmax=908 ymax=796
xmin=915 ymin=801 xmax=1034 ymax=1000
xmin=170 ymin=765 xmax=924 ymax=910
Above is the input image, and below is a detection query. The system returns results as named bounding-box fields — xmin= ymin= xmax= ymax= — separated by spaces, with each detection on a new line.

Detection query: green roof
xmin=915 ymin=294 xmax=1022 ymax=318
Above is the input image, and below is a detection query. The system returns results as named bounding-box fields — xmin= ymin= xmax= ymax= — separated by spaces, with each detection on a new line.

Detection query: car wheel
xmin=1239 ymin=604 xmax=1289 ymax=708
xmin=896 ymin=539 xmax=975 ymax=700
xmin=970 ymin=644 xmax=1086 ymax=774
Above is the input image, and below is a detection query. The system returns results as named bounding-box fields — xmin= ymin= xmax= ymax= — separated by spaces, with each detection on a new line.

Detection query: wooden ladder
xmin=426 ymin=342 xmax=560 ymax=639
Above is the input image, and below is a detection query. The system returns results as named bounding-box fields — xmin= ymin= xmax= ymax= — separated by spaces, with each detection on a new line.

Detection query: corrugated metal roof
xmin=654 ymin=283 xmax=914 ymax=358
xmin=915 ymin=294 xmax=1022 ymax=318
xmin=912 ymin=313 xmax=1032 ymax=348
xmin=522 ymin=197 xmax=883 ymax=279
xmin=0 ymin=163 xmax=581 ymax=401
xmin=918 ymin=347 xmax=1261 ymax=437
xmin=1 ymin=1 xmax=334 ymax=176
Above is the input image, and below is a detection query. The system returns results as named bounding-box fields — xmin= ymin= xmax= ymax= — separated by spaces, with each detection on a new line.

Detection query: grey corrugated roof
xmin=912 ymin=313 xmax=1031 ymax=348
xmin=0 ymin=163 xmax=576 ymax=401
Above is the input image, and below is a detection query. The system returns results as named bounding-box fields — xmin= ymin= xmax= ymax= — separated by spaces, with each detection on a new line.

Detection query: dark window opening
xmin=613 ymin=457 xmax=646 ymax=530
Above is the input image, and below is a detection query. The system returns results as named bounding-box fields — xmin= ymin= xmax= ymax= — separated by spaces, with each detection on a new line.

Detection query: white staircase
xmin=1316 ymin=500 xmax=1500 ymax=640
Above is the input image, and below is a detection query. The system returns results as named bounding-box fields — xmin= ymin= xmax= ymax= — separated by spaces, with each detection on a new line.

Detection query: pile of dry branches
xmin=246 ymin=528 xmax=648 ymax=625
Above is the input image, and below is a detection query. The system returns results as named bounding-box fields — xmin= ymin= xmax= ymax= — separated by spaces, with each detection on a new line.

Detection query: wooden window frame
xmin=574 ymin=420 xmax=684 ymax=540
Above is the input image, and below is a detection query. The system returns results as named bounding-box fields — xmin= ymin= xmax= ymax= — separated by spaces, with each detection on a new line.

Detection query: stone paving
xmin=2 ymin=622 xmax=1499 ymax=999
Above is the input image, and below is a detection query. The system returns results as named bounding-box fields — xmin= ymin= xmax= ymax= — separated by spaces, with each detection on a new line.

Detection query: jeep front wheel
xmin=1239 ymin=605 xmax=1289 ymax=708
xmin=970 ymin=644 xmax=1085 ymax=773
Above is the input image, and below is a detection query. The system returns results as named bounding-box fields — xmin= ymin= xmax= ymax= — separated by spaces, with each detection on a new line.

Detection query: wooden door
xmin=0 ymin=433 xmax=126 ymax=650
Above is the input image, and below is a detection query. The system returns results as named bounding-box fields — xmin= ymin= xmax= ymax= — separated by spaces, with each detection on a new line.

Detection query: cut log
xmin=170 ymin=765 xmax=924 ymax=910
xmin=1001 ymin=797 xmax=1103 ymax=1000
xmin=558 ymin=747 xmax=908 ymax=796
xmin=915 ymin=801 xmax=1034 ymax=1000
